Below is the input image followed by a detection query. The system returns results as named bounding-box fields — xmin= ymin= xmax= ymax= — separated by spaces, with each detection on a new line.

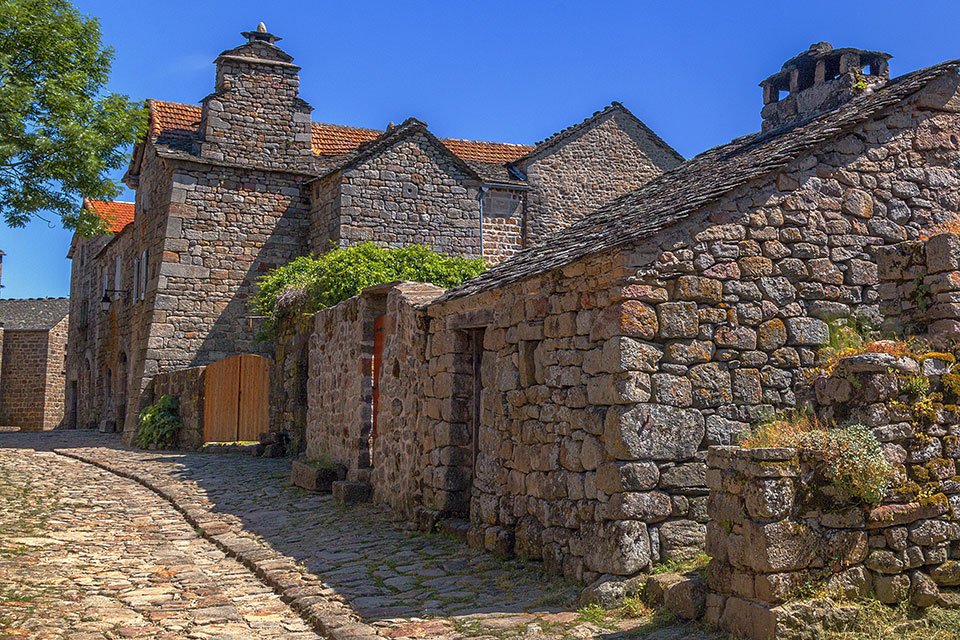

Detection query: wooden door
xmin=238 ymin=354 xmax=269 ymax=441
xmin=204 ymin=355 xmax=241 ymax=442
xmin=203 ymin=354 xmax=270 ymax=443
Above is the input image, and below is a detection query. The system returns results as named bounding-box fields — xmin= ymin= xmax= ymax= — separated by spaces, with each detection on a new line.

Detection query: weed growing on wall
xmin=135 ymin=395 xmax=182 ymax=449
xmin=740 ymin=413 xmax=893 ymax=504
xmin=253 ymin=243 xmax=486 ymax=333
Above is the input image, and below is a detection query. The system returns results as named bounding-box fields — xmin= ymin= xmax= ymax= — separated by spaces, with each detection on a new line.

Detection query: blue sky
xmin=2 ymin=0 xmax=960 ymax=299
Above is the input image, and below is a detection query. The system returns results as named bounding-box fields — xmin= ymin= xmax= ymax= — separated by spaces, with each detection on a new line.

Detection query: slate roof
xmin=83 ymin=199 xmax=135 ymax=233
xmin=435 ymin=59 xmax=960 ymax=304
xmin=0 ymin=298 xmax=69 ymax=331
xmin=146 ymin=100 xmax=534 ymax=171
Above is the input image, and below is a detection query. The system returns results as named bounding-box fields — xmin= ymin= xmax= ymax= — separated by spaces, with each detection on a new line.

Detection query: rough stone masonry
xmin=279 ymin=44 xmax=960 ymax=586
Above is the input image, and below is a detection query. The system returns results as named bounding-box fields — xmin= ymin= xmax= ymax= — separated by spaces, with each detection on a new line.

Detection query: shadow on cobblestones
xmin=1 ymin=430 xmax=715 ymax=639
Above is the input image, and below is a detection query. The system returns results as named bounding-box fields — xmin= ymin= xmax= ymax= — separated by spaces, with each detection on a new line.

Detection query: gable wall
xmin=315 ymin=133 xmax=484 ymax=258
xmin=482 ymin=187 xmax=525 ymax=264
xmin=521 ymin=110 xmax=683 ymax=246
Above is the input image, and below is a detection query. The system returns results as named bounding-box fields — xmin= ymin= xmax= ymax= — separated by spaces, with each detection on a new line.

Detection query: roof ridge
xmin=440 ymin=135 xmax=533 ymax=148
xmin=532 ymin=101 xmax=623 ymax=147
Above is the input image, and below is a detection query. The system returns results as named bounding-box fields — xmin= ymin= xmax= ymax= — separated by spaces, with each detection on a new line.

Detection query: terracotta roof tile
xmin=83 ymin=199 xmax=135 ymax=233
xmin=147 ymin=100 xmax=532 ymax=167
xmin=311 ymin=122 xmax=381 ymax=155
xmin=440 ymin=138 xmax=533 ymax=165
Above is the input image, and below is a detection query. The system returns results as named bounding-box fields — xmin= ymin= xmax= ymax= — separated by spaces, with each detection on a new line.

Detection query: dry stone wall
xmin=306 ymin=294 xmax=380 ymax=477
xmin=417 ymin=92 xmax=960 ymax=583
xmin=370 ymin=283 xmax=445 ymax=515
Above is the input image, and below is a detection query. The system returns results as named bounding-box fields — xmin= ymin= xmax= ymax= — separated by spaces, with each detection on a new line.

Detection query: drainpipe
xmin=478 ymin=185 xmax=488 ymax=261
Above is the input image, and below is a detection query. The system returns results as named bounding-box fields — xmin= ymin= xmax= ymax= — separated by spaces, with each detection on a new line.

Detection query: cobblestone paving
xmin=1 ymin=431 xmax=717 ymax=640
xmin=0 ymin=436 xmax=320 ymax=639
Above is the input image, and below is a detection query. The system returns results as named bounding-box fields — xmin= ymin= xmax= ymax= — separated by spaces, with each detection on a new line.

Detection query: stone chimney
xmin=759 ymin=43 xmax=891 ymax=131
xmin=196 ymin=23 xmax=314 ymax=170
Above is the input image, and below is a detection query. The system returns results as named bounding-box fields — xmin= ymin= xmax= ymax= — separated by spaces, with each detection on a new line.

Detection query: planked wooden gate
xmin=203 ymin=354 xmax=270 ymax=443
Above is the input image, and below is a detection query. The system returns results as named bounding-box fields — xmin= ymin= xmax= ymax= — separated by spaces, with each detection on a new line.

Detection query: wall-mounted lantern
xmin=101 ymin=289 xmax=128 ymax=312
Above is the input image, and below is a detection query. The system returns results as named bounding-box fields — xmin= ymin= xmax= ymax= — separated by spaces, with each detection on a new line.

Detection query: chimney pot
xmin=759 ymin=43 xmax=891 ymax=131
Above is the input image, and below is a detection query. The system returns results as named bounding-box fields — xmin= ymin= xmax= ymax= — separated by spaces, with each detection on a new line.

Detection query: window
xmin=133 ymin=256 xmax=140 ymax=302
xmin=114 ymin=255 xmax=121 ymax=292
xmin=102 ymin=268 xmax=108 ymax=296
xmin=138 ymin=249 xmax=148 ymax=301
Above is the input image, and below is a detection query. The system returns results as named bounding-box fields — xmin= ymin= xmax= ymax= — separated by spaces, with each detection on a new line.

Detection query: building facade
xmin=0 ymin=297 xmax=69 ymax=430
xmin=65 ymin=24 xmax=681 ymax=439
xmin=284 ymin=44 xmax=960 ymax=582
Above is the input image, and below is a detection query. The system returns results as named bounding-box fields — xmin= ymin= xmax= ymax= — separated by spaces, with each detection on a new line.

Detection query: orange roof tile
xmin=439 ymin=138 xmax=532 ymax=165
xmin=311 ymin=122 xmax=381 ymax=155
xmin=147 ymin=100 xmax=533 ymax=167
xmin=84 ymin=199 xmax=135 ymax=233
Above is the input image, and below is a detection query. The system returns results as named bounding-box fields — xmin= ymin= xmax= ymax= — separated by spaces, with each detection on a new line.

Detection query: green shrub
xmin=253 ymin=243 xmax=486 ymax=333
xmin=741 ymin=416 xmax=893 ymax=505
xmin=135 ymin=395 xmax=182 ymax=449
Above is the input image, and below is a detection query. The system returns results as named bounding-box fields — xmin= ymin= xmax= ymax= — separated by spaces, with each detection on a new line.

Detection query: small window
xmin=114 ymin=255 xmax=121 ymax=292
xmin=133 ymin=257 xmax=140 ymax=303
xmin=138 ymin=249 xmax=148 ymax=301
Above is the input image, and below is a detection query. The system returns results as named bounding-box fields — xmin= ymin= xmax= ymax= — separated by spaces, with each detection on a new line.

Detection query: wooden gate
xmin=203 ymin=354 xmax=270 ymax=443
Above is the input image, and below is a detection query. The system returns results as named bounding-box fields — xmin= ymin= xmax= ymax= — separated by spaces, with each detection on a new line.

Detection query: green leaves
xmin=253 ymin=243 xmax=487 ymax=329
xmin=135 ymin=395 xmax=182 ymax=449
xmin=0 ymin=0 xmax=147 ymax=232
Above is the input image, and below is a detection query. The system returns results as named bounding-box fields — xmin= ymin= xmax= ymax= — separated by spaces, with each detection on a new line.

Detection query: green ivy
xmin=135 ymin=395 xmax=182 ymax=449
xmin=253 ymin=243 xmax=486 ymax=333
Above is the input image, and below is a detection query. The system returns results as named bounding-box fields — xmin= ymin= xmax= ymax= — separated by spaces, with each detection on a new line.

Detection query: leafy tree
xmin=253 ymin=243 xmax=486 ymax=333
xmin=0 ymin=0 xmax=147 ymax=233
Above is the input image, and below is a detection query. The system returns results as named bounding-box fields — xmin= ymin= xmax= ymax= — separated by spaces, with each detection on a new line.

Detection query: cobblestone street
xmin=0 ymin=433 xmax=320 ymax=639
xmin=0 ymin=430 xmax=715 ymax=640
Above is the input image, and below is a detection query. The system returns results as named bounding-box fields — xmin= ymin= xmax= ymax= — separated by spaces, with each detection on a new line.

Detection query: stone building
xmin=286 ymin=44 xmax=960 ymax=583
xmin=0 ymin=296 xmax=69 ymax=430
xmin=65 ymin=24 xmax=681 ymax=439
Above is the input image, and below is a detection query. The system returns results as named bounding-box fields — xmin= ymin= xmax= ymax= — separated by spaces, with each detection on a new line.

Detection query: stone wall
xmin=271 ymin=313 xmax=313 ymax=455
xmin=306 ymin=294 xmax=379 ymax=476
xmin=706 ymin=418 xmax=960 ymax=639
xmin=310 ymin=133 xmax=484 ymax=259
xmin=482 ymin=187 xmax=525 ymax=264
xmin=197 ymin=38 xmax=313 ymax=171
xmin=42 ymin=316 xmax=68 ymax=429
xmin=370 ymin=283 xmax=445 ymax=515
xmin=415 ymin=85 xmax=960 ymax=583
xmin=0 ymin=330 xmax=51 ymax=429
xmin=877 ymin=232 xmax=960 ymax=339
xmin=519 ymin=108 xmax=683 ymax=246
xmin=148 ymin=365 xmax=206 ymax=449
